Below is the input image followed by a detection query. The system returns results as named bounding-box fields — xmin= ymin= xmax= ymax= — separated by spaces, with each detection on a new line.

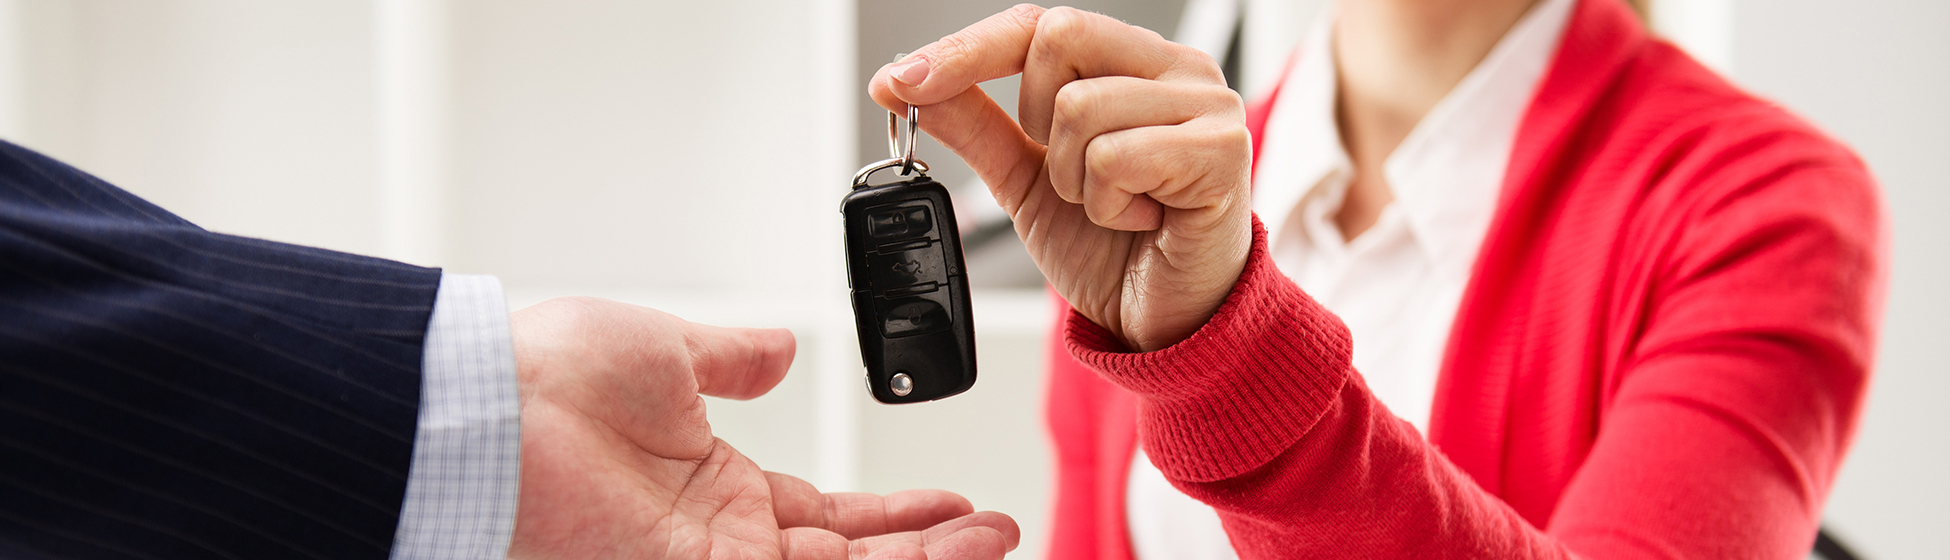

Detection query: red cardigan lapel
xmin=1428 ymin=0 xmax=1650 ymax=496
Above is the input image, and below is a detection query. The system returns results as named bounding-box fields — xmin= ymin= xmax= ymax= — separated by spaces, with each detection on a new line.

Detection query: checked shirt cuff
xmin=390 ymin=273 xmax=521 ymax=560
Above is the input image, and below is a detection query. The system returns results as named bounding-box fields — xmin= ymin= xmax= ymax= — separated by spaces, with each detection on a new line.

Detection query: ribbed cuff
xmin=1066 ymin=217 xmax=1352 ymax=483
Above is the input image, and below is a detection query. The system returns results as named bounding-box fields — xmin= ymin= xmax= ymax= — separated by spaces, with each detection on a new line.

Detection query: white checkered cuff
xmin=390 ymin=273 xmax=521 ymax=560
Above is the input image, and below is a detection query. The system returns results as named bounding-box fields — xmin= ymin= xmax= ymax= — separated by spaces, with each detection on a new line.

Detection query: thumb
xmin=684 ymin=323 xmax=796 ymax=400
xmin=871 ymin=5 xmax=1043 ymax=107
xmin=867 ymin=6 xmax=1051 ymax=214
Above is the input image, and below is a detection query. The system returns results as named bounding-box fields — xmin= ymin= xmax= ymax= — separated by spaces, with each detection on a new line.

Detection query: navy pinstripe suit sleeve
xmin=0 ymin=139 xmax=440 ymax=560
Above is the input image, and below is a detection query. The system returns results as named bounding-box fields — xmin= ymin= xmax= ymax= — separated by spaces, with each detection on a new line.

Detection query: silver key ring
xmin=887 ymin=104 xmax=921 ymax=176
xmin=853 ymin=157 xmax=931 ymax=189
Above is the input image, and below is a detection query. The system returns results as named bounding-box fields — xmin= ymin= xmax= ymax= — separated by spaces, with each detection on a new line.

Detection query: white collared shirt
xmin=1126 ymin=0 xmax=1576 ymax=557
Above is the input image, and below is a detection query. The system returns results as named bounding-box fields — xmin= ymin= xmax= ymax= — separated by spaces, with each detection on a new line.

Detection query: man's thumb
xmin=685 ymin=323 xmax=797 ymax=400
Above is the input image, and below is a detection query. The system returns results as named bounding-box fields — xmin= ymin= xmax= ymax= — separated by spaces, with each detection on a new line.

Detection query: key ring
xmin=854 ymin=105 xmax=930 ymax=189
xmin=855 ymin=107 xmax=930 ymax=188
xmin=887 ymin=104 xmax=922 ymax=176
xmin=852 ymin=157 xmax=931 ymax=189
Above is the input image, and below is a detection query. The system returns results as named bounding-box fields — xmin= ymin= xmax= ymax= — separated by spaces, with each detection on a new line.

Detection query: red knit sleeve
xmin=1066 ymin=219 xmax=1354 ymax=483
xmin=1069 ymin=151 xmax=1884 ymax=559
xmin=1069 ymin=220 xmax=1571 ymax=558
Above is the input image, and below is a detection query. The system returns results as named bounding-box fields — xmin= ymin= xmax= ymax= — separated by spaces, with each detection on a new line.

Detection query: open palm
xmin=508 ymin=297 xmax=1017 ymax=559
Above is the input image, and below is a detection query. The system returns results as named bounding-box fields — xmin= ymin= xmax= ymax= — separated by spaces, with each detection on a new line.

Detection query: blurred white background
xmin=0 ymin=0 xmax=1942 ymax=558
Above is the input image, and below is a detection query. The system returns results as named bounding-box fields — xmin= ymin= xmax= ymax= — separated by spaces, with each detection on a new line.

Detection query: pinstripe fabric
xmin=390 ymin=274 xmax=519 ymax=560
xmin=0 ymin=140 xmax=439 ymax=559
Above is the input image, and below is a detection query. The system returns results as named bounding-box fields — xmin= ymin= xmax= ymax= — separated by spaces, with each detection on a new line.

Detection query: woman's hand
xmin=869 ymin=4 xmax=1253 ymax=352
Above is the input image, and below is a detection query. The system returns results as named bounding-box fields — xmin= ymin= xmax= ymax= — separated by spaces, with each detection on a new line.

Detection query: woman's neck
xmin=1328 ymin=0 xmax=1538 ymax=239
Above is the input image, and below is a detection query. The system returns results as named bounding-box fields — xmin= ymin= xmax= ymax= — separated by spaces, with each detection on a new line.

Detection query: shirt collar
xmin=1253 ymin=0 xmax=1577 ymax=282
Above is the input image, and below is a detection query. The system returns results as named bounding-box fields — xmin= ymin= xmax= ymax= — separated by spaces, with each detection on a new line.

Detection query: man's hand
xmin=507 ymin=297 xmax=1018 ymax=559
xmin=869 ymin=4 xmax=1253 ymax=352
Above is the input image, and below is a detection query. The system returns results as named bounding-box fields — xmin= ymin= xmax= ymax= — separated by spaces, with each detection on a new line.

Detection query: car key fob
xmin=842 ymin=105 xmax=976 ymax=404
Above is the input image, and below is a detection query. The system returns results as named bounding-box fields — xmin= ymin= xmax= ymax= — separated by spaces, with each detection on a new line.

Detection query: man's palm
xmin=508 ymin=298 xmax=1016 ymax=559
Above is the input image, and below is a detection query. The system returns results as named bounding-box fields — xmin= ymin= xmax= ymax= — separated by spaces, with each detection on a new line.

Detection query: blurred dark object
xmin=1815 ymin=527 xmax=1864 ymax=560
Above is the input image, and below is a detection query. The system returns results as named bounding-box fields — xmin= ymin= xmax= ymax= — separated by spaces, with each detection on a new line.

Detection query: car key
xmin=842 ymin=104 xmax=976 ymax=404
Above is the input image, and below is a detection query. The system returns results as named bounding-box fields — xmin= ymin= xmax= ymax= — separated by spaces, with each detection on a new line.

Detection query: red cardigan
xmin=1041 ymin=0 xmax=1887 ymax=558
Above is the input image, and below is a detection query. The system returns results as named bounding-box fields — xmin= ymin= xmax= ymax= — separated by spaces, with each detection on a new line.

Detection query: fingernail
xmin=889 ymin=58 xmax=931 ymax=86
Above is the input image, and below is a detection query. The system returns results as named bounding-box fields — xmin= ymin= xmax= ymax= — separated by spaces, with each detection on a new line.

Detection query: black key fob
xmin=843 ymin=158 xmax=977 ymax=404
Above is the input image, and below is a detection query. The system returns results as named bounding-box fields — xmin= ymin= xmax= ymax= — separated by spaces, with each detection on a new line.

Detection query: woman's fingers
xmin=858 ymin=4 xmax=1253 ymax=351
xmin=866 ymin=4 xmax=1226 ymax=214
xmin=1019 ymin=7 xmax=1224 ymax=143
xmin=1081 ymin=119 xmax=1251 ymax=231
xmin=868 ymin=74 xmax=1049 ymax=215
xmin=863 ymin=3 xmax=1045 ymax=178
xmin=875 ymin=4 xmax=1046 ymax=106
xmin=1044 ymin=76 xmax=1243 ymax=206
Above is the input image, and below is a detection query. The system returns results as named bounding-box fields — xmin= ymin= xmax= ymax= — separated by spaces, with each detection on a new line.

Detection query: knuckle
xmin=1038 ymin=6 xmax=1093 ymax=42
xmin=1084 ymin=135 xmax=1126 ymax=183
xmin=1084 ymin=200 xmax=1115 ymax=226
xmin=1081 ymin=179 xmax=1121 ymax=223
xmin=1051 ymin=81 xmax=1096 ymax=131
xmin=1005 ymin=3 xmax=1047 ymax=25
xmin=1168 ymin=43 xmax=1227 ymax=84
xmin=1219 ymin=123 xmax=1251 ymax=151
xmin=1192 ymin=125 xmax=1252 ymax=192
xmin=1213 ymin=81 xmax=1245 ymax=105
xmin=928 ymin=32 xmax=975 ymax=68
xmin=1192 ymin=85 xmax=1246 ymax=119
xmin=1195 ymin=116 xmax=1251 ymax=154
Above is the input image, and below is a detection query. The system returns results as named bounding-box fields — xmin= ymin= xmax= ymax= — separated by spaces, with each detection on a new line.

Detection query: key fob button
xmin=881 ymin=297 xmax=950 ymax=337
xmin=869 ymin=244 xmax=947 ymax=292
xmin=868 ymin=205 xmax=932 ymax=240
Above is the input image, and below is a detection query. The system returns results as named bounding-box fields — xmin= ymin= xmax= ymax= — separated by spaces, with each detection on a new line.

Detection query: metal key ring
xmin=886 ymin=104 xmax=921 ymax=175
xmin=853 ymin=157 xmax=931 ymax=189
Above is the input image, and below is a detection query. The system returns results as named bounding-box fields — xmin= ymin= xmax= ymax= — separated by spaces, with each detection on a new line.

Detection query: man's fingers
xmin=781 ymin=527 xmax=848 ymax=560
xmin=1019 ymin=7 xmax=1222 ymax=143
xmin=684 ymin=322 xmax=795 ymax=400
xmin=783 ymin=512 xmax=1019 ymax=560
xmin=860 ymin=541 xmax=927 ymax=560
xmin=919 ymin=527 xmax=1011 ymax=560
xmin=874 ymin=4 xmax=1046 ymax=107
xmin=845 ymin=511 xmax=1021 ymax=554
xmin=768 ymin=472 xmax=976 ymax=539
xmin=827 ymin=490 xmax=974 ymax=539
xmin=768 ymin=471 xmax=829 ymax=529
